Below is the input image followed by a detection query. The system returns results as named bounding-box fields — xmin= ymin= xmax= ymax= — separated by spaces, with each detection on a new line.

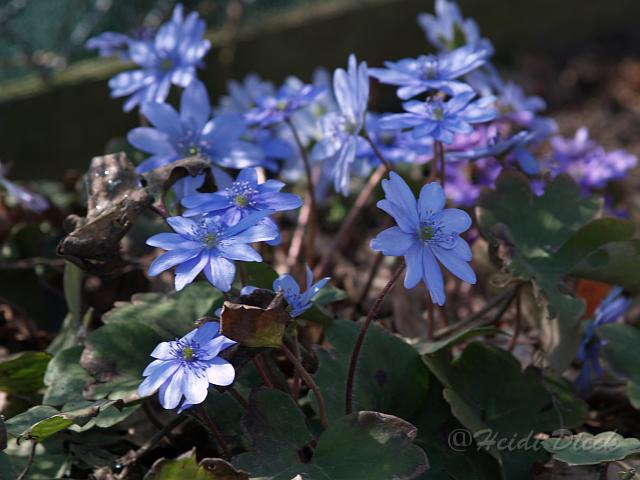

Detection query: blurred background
xmin=2 ymin=0 xmax=640 ymax=180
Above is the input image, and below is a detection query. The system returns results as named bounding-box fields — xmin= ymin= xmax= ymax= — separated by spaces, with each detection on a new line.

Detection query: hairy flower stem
xmin=355 ymin=251 xmax=385 ymax=312
xmin=438 ymin=141 xmax=446 ymax=188
xmin=227 ymin=387 xmax=249 ymax=410
xmin=286 ymin=200 xmax=310 ymax=272
xmin=345 ymin=261 xmax=405 ymax=415
xmin=286 ymin=119 xmax=318 ymax=267
xmin=362 ymin=130 xmax=393 ymax=171
xmin=16 ymin=440 xmax=36 ymax=480
xmin=252 ymin=356 xmax=274 ymax=388
xmin=281 ymin=343 xmax=329 ymax=429
xmin=290 ymin=327 xmax=302 ymax=401
xmin=314 ymin=164 xmax=389 ymax=277
xmin=196 ymin=404 xmax=232 ymax=460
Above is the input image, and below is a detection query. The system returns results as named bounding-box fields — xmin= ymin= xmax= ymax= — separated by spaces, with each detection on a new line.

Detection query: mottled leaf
xmin=0 ymin=351 xmax=50 ymax=395
xmin=543 ymin=432 xmax=640 ymax=465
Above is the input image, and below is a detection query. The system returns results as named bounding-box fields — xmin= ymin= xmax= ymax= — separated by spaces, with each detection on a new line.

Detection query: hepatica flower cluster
xmin=8 ymin=1 xmax=638 ymax=477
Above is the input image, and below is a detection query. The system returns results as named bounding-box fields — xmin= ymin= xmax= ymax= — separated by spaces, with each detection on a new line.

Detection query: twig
xmin=346 ymin=262 xmax=405 ymax=414
xmin=428 ymin=142 xmax=439 ymax=183
xmin=196 ymin=405 xmax=232 ymax=461
xmin=0 ymin=257 xmax=65 ymax=271
xmin=16 ymin=440 xmax=37 ymax=480
xmin=286 ymin=119 xmax=318 ymax=267
xmin=507 ymin=288 xmax=522 ymax=352
xmin=433 ymin=283 xmax=521 ymax=339
xmin=438 ymin=141 xmax=446 ymax=188
xmin=281 ymin=343 xmax=329 ymax=430
xmin=314 ymin=164 xmax=389 ymax=277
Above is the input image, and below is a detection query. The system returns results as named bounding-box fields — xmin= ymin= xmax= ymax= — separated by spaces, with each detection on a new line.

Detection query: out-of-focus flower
xmin=146 ymin=211 xmax=278 ymax=291
xmin=0 ymin=163 xmax=48 ymax=212
xmin=107 ymin=4 xmax=211 ymax=111
xmin=85 ymin=32 xmax=131 ymax=59
xmin=417 ymin=0 xmax=489 ymax=51
xmin=495 ymin=82 xmax=546 ymax=128
xmin=312 ymin=55 xmax=370 ymax=196
xmin=576 ymin=287 xmax=631 ymax=393
xmin=379 ymin=92 xmax=496 ymax=144
xmin=218 ymin=74 xmax=276 ymax=114
xmin=138 ymin=322 xmax=236 ymax=411
xmin=128 ymin=80 xmax=263 ymax=173
xmin=245 ymin=84 xmax=325 ymax=128
xmin=370 ymin=173 xmax=475 ymax=305
xmin=547 ymin=127 xmax=637 ymax=192
xmin=369 ymin=45 xmax=490 ymax=99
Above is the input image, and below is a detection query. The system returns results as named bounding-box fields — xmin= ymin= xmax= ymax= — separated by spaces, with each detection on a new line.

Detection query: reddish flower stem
xmin=345 ymin=261 xmax=405 ymax=414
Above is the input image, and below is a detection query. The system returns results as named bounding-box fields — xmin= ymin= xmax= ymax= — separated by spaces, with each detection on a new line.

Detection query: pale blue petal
xmin=148 ymin=248 xmax=201 ymax=276
xmin=423 ymin=247 xmax=445 ymax=306
xmin=206 ymin=358 xmax=236 ymax=386
xmin=370 ymin=226 xmax=414 ymax=256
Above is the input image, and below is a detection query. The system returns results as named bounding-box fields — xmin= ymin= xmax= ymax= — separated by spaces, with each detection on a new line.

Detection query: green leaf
xmin=6 ymin=401 xmax=120 ymax=441
xmin=571 ymin=239 xmax=640 ymax=292
xmin=476 ymin=171 xmax=635 ymax=370
xmin=81 ymin=282 xmax=220 ymax=402
xmin=423 ymin=342 xmax=587 ymax=479
xmin=311 ymin=411 xmax=429 ymax=480
xmin=3 ymin=438 xmax=68 ymax=479
xmin=43 ymin=346 xmax=89 ymax=406
xmin=598 ymin=323 xmax=640 ymax=407
xmin=542 ymin=432 xmax=640 ymax=465
xmin=312 ymin=319 xmax=430 ymax=423
xmin=145 ymin=449 xmax=249 ymax=479
xmin=233 ymin=388 xmax=313 ymax=476
xmin=242 ymin=262 xmax=278 ymax=289
xmin=0 ymin=452 xmax=18 ymax=480
xmin=234 ymin=390 xmax=428 ymax=480
xmin=0 ymin=351 xmax=50 ymax=395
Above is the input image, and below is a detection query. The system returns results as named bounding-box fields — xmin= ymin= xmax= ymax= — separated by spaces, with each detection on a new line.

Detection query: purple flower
xmin=181 ymin=167 xmax=302 ymax=246
xmin=107 ymin=4 xmax=211 ymax=112
xmin=548 ymin=128 xmax=637 ymax=192
xmin=146 ymin=211 xmax=278 ymax=292
xmin=0 ymin=163 xmax=48 ymax=212
xmin=369 ymin=45 xmax=490 ymax=99
xmin=245 ymin=84 xmax=325 ymax=128
xmin=417 ymin=0 xmax=488 ymax=51
xmin=218 ymin=74 xmax=276 ymax=114
xmin=576 ymin=287 xmax=631 ymax=393
xmin=273 ymin=267 xmax=330 ymax=317
xmin=379 ymin=92 xmax=496 ymax=144
xmin=85 ymin=32 xmax=131 ymax=59
xmin=128 ymin=80 xmax=263 ymax=173
xmin=311 ymin=54 xmax=369 ymax=196
xmin=370 ymin=172 xmax=475 ymax=305
xmin=138 ymin=322 xmax=236 ymax=411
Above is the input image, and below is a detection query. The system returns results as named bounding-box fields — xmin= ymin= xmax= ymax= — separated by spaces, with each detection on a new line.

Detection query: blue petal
xmin=141 ymin=102 xmax=183 ymax=138
xmin=194 ymin=321 xmax=221 ymax=343
xmin=379 ymin=172 xmax=420 ymax=231
xmin=423 ymin=247 xmax=445 ymax=306
xmin=204 ymin=256 xmax=236 ymax=292
xmin=418 ymin=182 xmax=446 ymax=220
xmin=217 ymin=243 xmax=262 ymax=262
xmin=181 ymin=368 xmax=209 ymax=405
xmin=138 ymin=360 xmax=179 ymax=398
xmin=148 ymin=248 xmax=202 ymax=276
xmin=273 ymin=273 xmax=300 ymax=295
xmin=180 ymin=80 xmax=210 ymax=130
xmin=174 ymin=251 xmax=209 ymax=290
xmin=432 ymin=244 xmax=476 ymax=284
xmin=147 ymin=232 xmax=201 ymax=250
xmin=403 ymin=243 xmax=423 ymax=289
xmin=206 ymin=358 xmax=236 ymax=386
xmin=128 ymin=127 xmax=174 ymax=155
xmin=437 ymin=208 xmax=472 ymax=234
xmin=158 ymin=367 xmax=185 ymax=409
xmin=370 ymin=226 xmax=414 ymax=256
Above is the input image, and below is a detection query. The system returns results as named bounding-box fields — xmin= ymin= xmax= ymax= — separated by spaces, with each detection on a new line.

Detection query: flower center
xmin=202 ymin=233 xmax=218 ymax=247
xmin=433 ymin=106 xmax=444 ymax=120
xmin=182 ymin=346 xmax=195 ymax=360
xmin=234 ymin=194 xmax=248 ymax=207
xmin=160 ymin=58 xmax=174 ymax=71
xmin=276 ymin=99 xmax=289 ymax=111
xmin=187 ymin=145 xmax=200 ymax=156
xmin=420 ymin=226 xmax=434 ymax=241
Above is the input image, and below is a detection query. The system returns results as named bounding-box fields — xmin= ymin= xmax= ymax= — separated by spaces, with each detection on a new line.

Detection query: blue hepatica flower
xmin=417 ymin=0 xmax=488 ymax=51
xmin=146 ymin=211 xmax=278 ymax=292
xmin=370 ymin=172 xmax=475 ymax=305
xmin=273 ymin=267 xmax=330 ymax=317
xmin=0 ymin=163 xmax=48 ymax=212
xmin=311 ymin=54 xmax=369 ymax=196
xmin=138 ymin=322 xmax=236 ymax=411
xmin=242 ymin=266 xmax=330 ymax=317
xmin=107 ymin=4 xmax=211 ymax=112
xmin=128 ymin=80 xmax=263 ymax=173
xmin=576 ymin=287 xmax=631 ymax=393
xmin=245 ymin=84 xmax=325 ymax=128
xmin=218 ymin=74 xmax=276 ymax=114
xmin=379 ymin=92 xmax=496 ymax=144
xmin=368 ymin=45 xmax=490 ymax=99
xmin=86 ymin=32 xmax=132 ymax=59
xmin=182 ymin=167 xmax=302 ymax=223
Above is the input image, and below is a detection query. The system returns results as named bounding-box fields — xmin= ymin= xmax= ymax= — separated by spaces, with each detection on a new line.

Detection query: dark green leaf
xmin=43 ymin=346 xmax=89 ymax=406
xmin=599 ymin=323 xmax=640 ymax=408
xmin=423 ymin=343 xmax=587 ymax=478
xmin=312 ymin=319 xmax=430 ymax=423
xmin=571 ymin=240 xmax=640 ymax=292
xmin=413 ymin=327 xmax=506 ymax=355
xmin=145 ymin=449 xmax=249 ymax=479
xmin=0 ymin=352 xmax=50 ymax=395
